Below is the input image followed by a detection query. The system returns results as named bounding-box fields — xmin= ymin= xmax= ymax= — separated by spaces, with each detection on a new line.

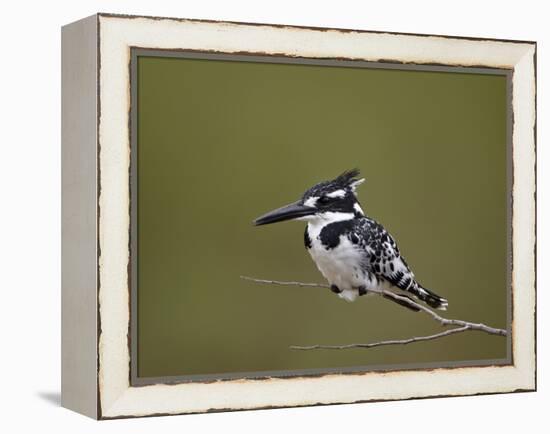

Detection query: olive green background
xmin=136 ymin=55 xmax=508 ymax=379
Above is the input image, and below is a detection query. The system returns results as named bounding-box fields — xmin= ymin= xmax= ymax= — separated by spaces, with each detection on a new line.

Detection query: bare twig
xmin=290 ymin=326 xmax=470 ymax=350
xmin=240 ymin=276 xmax=507 ymax=350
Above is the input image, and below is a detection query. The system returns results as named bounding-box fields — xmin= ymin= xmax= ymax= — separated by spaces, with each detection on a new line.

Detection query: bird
xmin=253 ymin=169 xmax=448 ymax=311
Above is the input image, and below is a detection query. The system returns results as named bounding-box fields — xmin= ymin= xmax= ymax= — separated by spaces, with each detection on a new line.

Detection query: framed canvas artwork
xmin=61 ymin=13 xmax=536 ymax=419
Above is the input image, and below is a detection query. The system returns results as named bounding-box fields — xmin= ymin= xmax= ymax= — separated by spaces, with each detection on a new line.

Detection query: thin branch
xmin=241 ymin=276 xmax=324 ymax=289
xmin=240 ymin=276 xmax=507 ymax=350
xmin=290 ymin=326 xmax=470 ymax=350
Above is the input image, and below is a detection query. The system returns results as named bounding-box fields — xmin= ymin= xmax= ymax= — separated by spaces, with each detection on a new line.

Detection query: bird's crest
xmin=333 ymin=169 xmax=365 ymax=192
xmin=303 ymin=169 xmax=365 ymax=199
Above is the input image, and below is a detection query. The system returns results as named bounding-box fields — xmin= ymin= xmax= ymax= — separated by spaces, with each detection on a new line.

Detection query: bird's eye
xmin=318 ymin=196 xmax=331 ymax=205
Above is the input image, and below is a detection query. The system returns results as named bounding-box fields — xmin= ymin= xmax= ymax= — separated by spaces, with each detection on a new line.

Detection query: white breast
xmin=306 ymin=214 xmax=373 ymax=302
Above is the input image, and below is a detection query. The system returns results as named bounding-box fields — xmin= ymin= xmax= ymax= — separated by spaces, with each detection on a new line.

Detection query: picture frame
xmin=61 ymin=13 xmax=536 ymax=419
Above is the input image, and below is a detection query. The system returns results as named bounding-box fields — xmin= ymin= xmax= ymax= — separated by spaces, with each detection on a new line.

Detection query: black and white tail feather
xmin=410 ymin=284 xmax=448 ymax=310
xmin=254 ymin=169 xmax=449 ymax=311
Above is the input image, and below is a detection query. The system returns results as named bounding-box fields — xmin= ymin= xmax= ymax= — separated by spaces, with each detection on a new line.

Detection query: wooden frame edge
xmin=59 ymin=13 xmax=536 ymax=419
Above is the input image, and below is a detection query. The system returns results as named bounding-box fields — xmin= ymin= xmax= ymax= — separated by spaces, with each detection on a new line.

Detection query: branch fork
xmin=240 ymin=276 xmax=507 ymax=350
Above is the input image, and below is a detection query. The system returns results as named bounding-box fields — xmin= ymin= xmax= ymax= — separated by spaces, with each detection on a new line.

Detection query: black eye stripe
xmin=318 ymin=196 xmax=332 ymax=204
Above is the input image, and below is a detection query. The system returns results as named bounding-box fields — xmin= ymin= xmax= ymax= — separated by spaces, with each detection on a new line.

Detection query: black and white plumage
xmin=254 ymin=169 xmax=448 ymax=311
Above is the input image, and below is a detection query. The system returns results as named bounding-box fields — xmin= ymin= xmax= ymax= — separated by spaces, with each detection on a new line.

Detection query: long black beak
xmin=253 ymin=201 xmax=315 ymax=226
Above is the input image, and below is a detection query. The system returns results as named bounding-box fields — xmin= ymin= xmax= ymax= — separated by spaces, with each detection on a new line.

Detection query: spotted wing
xmin=351 ymin=217 xmax=417 ymax=291
xmin=351 ymin=217 xmax=448 ymax=309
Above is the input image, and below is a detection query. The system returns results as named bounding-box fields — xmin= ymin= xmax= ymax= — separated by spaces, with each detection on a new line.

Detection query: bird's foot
xmin=357 ymin=286 xmax=368 ymax=296
xmin=330 ymin=284 xmax=342 ymax=294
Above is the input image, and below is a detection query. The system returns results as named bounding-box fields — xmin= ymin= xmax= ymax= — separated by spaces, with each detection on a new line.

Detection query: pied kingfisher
xmin=253 ymin=169 xmax=448 ymax=311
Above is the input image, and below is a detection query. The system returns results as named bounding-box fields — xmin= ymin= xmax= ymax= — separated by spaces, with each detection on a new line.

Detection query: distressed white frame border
xmin=97 ymin=14 xmax=536 ymax=418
